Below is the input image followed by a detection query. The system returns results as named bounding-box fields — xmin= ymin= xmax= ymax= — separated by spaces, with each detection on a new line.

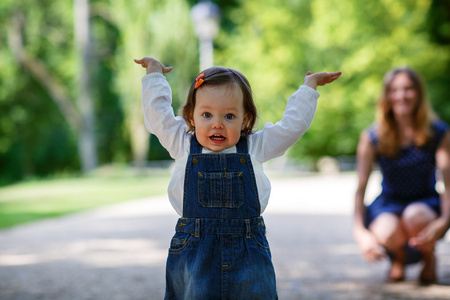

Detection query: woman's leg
xmin=369 ymin=212 xmax=408 ymax=281
xmin=402 ymin=202 xmax=438 ymax=283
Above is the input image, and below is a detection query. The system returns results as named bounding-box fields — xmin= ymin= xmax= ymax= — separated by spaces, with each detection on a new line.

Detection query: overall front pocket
xmin=198 ymin=172 xmax=244 ymax=208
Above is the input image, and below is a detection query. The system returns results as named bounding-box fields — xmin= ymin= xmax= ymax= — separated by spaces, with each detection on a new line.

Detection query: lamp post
xmin=190 ymin=1 xmax=221 ymax=71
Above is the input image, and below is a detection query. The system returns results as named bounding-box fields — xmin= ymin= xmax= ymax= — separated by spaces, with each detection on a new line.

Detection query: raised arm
xmin=303 ymin=71 xmax=342 ymax=90
xmin=134 ymin=57 xmax=173 ymax=75
xmin=250 ymin=71 xmax=342 ymax=162
xmin=134 ymin=57 xmax=187 ymax=159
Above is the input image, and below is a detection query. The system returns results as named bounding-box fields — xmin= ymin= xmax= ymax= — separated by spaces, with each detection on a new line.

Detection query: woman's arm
xmin=410 ymin=130 xmax=450 ymax=247
xmin=437 ymin=130 xmax=450 ymax=232
xmin=353 ymin=131 xmax=385 ymax=261
xmin=354 ymin=132 xmax=374 ymax=228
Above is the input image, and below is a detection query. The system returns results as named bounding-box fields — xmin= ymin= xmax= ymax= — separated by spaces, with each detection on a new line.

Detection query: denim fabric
xmin=165 ymin=136 xmax=278 ymax=300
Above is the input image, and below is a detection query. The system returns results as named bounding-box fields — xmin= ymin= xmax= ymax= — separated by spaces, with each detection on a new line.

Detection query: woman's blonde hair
xmin=376 ymin=67 xmax=435 ymax=158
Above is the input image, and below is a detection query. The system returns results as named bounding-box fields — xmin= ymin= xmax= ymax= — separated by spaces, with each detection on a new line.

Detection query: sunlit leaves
xmin=217 ymin=0 xmax=450 ymax=163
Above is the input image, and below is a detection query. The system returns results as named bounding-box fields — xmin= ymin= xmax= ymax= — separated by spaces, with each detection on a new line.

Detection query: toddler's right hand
xmin=134 ymin=57 xmax=173 ymax=75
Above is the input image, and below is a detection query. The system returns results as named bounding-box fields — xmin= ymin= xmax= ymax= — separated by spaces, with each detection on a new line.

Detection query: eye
xmin=202 ymin=112 xmax=212 ymax=118
xmin=225 ymin=114 xmax=235 ymax=120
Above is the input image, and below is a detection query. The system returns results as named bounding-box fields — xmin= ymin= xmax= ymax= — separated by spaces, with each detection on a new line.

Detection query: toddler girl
xmin=135 ymin=57 xmax=341 ymax=299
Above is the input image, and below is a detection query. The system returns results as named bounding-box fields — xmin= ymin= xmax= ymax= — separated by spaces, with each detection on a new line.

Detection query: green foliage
xmin=426 ymin=0 xmax=450 ymax=123
xmin=427 ymin=0 xmax=450 ymax=45
xmin=0 ymin=73 xmax=78 ymax=183
xmin=217 ymin=0 xmax=313 ymax=123
xmin=216 ymin=0 xmax=450 ymax=163
xmin=1 ymin=0 xmax=450 ymax=183
xmin=108 ymin=0 xmax=197 ymax=162
xmin=91 ymin=12 xmax=128 ymax=163
xmin=0 ymin=0 xmax=79 ymax=183
xmin=0 ymin=0 xmax=197 ymax=184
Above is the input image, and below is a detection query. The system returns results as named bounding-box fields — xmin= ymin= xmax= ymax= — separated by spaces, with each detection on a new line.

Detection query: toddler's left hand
xmin=303 ymin=71 xmax=342 ymax=90
xmin=134 ymin=57 xmax=173 ymax=75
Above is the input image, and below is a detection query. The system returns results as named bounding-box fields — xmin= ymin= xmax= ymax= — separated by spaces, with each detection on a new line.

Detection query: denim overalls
xmin=165 ymin=135 xmax=278 ymax=300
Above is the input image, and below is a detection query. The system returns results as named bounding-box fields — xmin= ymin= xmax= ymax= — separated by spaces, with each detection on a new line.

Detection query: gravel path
xmin=1 ymin=172 xmax=449 ymax=299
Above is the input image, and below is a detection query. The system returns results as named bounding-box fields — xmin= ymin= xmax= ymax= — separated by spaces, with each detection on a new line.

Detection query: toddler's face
xmin=190 ymin=84 xmax=248 ymax=152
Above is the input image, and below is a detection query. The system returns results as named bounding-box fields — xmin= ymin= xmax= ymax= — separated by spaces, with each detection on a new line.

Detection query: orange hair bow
xmin=195 ymin=73 xmax=205 ymax=89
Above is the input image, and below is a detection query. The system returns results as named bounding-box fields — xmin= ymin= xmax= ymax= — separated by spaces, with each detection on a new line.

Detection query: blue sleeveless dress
xmin=365 ymin=121 xmax=448 ymax=226
xmin=365 ymin=120 xmax=448 ymax=227
xmin=364 ymin=120 xmax=448 ymax=264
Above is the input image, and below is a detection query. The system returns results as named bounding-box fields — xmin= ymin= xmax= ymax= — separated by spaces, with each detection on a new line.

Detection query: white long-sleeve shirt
xmin=142 ymin=72 xmax=320 ymax=216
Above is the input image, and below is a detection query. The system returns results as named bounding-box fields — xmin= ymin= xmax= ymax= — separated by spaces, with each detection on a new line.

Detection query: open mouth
xmin=209 ymin=134 xmax=226 ymax=141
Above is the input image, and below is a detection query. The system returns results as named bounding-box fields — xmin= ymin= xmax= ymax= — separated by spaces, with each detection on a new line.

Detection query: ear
xmin=189 ymin=113 xmax=195 ymax=129
xmin=241 ymin=113 xmax=249 ymax=131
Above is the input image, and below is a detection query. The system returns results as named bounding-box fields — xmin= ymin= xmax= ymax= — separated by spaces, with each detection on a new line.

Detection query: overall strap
xmin=189 ymin=134 xmax=203 ymax=154
xmin=236 ymin=137 xmax=248 ymax=154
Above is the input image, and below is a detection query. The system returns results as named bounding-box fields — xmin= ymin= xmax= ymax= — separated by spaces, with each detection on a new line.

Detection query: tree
xmin=95 ymin=0 xmax=198 ymax=167
xmin=1 ymin=0 xmax=448 ymax=182
xmin=6 ymin=0 xmax=98 ymax=174
xmin=216 ymin=0 xmax=450 ymax=164
xmin=426 ymin=0 xmax=450 ymax=122
xmin=0 ymin=0 xmax=79 ymax=182
xmin=73 ymin=0 xmax=98 ymax=172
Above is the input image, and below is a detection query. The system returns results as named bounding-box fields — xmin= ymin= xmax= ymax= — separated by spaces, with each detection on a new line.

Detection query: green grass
xmin=0 ymin=168 xmax=171 ymax=229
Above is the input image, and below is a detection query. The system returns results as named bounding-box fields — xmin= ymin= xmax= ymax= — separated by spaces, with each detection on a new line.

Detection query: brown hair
xmin=376 ymin=67 xmax=435 ymax=157
xmin=181 ymin=67 xmax=257 ymax=137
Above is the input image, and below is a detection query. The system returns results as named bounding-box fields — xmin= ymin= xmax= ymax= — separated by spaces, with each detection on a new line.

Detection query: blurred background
xmin=0 ymin=0 xmax=450 ymax=299
xmin=0 ymin=0 xmax=449 ymax=227
xmin=1 ymin=0 xmax=450 ymax=181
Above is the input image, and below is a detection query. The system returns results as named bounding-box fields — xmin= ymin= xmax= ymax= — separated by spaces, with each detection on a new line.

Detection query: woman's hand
xmin=409 ymin=217 xmax=449 ymax=248
xmin=354 ymin=227 xmax=386 ymax=262
xmin=134 ymin=57 xmax=173 ymax=75
xmin=303 ymin=71 xmax=342 ymax=90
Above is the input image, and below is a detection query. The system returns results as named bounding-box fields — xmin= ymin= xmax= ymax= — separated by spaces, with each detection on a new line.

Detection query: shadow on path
xmin=0 ymin=174 xmax=449 ymax=299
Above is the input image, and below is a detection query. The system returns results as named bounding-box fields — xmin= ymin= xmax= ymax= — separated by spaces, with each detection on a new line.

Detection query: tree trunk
xmin=74 ymin=0 xmax=98 ymax=172
xmin=8 ymin=11 xmax=98 ymax=174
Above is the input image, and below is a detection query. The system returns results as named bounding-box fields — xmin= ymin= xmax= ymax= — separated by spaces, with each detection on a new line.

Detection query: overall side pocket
xmin=168 ymin=232 xmax=194 ymax=254
xmin=250 ymin=232 xmax=271 ymax=254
